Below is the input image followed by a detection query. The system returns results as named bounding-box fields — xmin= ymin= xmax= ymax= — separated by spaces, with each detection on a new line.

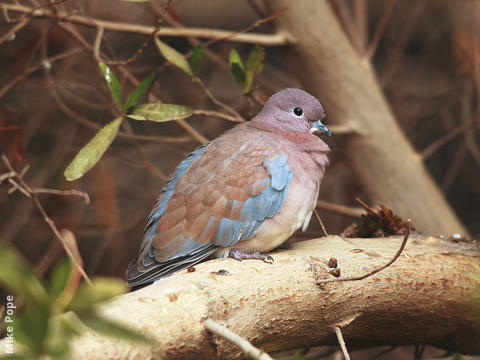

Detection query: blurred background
xmin=0 ymin=0 xmax=479 ymax=356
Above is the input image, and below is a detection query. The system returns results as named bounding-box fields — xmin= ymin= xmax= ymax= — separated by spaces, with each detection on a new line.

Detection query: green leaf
xmin=123 ymin=73 xmax=155 ymax=113
xmin=126 ymin=103 xmax=193 ymax=122
xmin=189 ymin=46 xmax=204 ymax=74
xmin=64 ymin=117 xmax=123 ymax=181
xmin=244 ymin=45 xmax=265 ymax=93
xmin=99 ymin=63 xmax=122 ymax=110
xmin=15 ymin=301 xmax=50 ymax=351
xmin=45 ymin=313 xmax=83 ymax=359
xmin=68 ymin=277 xmax=126 ymax=311
xmin=0 ymin=244 xmax=47 ymax=303
xmin=229 ymin=49 xmax=245 ymax=87
xmin=49 ymin=259 xmax=72 ymax=301
xmin=78 ymin=311 xmax=153 ymax=344
xmin=155 ymin=38 xmax=193 ymax=76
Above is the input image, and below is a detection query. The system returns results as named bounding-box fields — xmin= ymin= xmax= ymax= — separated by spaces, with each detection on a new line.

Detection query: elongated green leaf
xmin=126 ymin=103 xmax=193 ymax=122
xmin=99 ymin=63 xmax=122 ymax=109
xmin=189 ymin=46 xmax=204 ymax=74
xmin=68 ymin=277 xmax=126 ymax=311
xmin=123 ymin=73 xmax=155 ymax=113
xmin=229 ymin=49 xmax=245 ymax=87
xmin=45 ymin=312 xmax=83 ymax=359
xmin=231 ymin=63 xmax=246 ymax=88
xmin=155 ymin=38 xmax=193 ymax=76
xmin=229 ymin=49 xmax=244 ymax=70
xmin=64 ymin=117 xmax=123 ymax=181
xmin=78 ymin=311 xmax=153 ymax=344
xmin=49 ymin=259 xmax=72 ymax=301
xmin=244 ymin=45 xmax=265 ymax=93
xmin=0 ymin=244 xmax=47 ymax=303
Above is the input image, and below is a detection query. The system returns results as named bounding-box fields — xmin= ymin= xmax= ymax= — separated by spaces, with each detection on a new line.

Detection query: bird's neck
xmin=247 ymin=122 xmax=330 ymax=168
xmin=248 ymin=122 xmax=330 ymax=153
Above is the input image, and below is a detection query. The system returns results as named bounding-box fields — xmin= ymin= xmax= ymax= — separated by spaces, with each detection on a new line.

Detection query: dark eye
xmin=293 ymin=107 xmax=303 ymax=116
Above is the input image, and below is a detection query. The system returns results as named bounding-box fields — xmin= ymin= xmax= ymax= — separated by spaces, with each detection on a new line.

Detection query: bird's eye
xmin=293 ymin=107 xmax=303 ymax=117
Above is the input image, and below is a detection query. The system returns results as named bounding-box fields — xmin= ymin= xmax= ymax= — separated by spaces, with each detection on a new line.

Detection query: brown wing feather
xmin=151 ymin=126 xmax=280 ymax=260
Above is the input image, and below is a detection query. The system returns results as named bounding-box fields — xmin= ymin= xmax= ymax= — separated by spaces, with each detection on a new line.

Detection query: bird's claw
xmin=228 ymin=248 xmax=274 ymax=264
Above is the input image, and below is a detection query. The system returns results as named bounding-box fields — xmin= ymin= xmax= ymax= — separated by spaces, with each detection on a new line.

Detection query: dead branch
xmin=313 ymin=209 xmax=329 ymax=236
xmin=0 ymin=155 xmax=91 ymax=284
xmin=205 ymin=319 xmax=274 ymax=360
xmin=316 ymin=200 xmax=364 ymax=218
xmin=1 ymin=3 xmax=288 ymax=46
xmin=334 ymin=327 xmax=351 ymax=360
xmin=15 ymin=234 xmax=477 ymax=359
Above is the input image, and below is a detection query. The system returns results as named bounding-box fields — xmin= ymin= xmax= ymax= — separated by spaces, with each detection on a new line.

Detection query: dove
xmin=127 ymin=88 xmax=331 ymax=287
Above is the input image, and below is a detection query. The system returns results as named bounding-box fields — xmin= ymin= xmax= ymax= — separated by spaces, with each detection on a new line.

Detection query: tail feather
xmin=126 ymin=245 xmax=217 ymax=288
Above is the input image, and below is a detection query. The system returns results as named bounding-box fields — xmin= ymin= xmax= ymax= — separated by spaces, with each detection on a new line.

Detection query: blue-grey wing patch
xmin=213 ymin=154 xmax=293 ymax=246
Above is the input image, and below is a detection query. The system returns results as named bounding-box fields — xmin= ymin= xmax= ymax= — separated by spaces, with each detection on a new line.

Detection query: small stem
xmin=313 ymin=209 xmax=329 ymax=236
xmin=205 ymin=319 xmax=274 ymax=360
xmin=317 ymin=224 xmax=411 ymax=284
xmin=335 ymin=326 xmax=351 ymax=360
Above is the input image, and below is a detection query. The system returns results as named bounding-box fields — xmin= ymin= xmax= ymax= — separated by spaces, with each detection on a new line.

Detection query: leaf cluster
xmin=64 ymin=38 xmax=263 ymax=181
xmin=0 ymin=245 xmax=153 ymax=360
xmin=229 ymin=45 xmax=265 ymax=94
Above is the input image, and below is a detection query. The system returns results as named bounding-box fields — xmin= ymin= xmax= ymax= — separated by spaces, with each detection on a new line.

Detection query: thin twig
xmin=93 ymin=25 xmax=104 ymax=62
xmin=317 ymin=200 xmax=363 ymax=218
xmin=331 ymin=0 xmax=363 ymax=54
xmin=441 ymin=143 xmax=468 ymax=192
xmin=365 ymin=0 xmax=398 ymax=59
xmin=334 ymin=326 xmax=351 ymax=360
xmin=380 ymin=1 xmax=425 ymax=85
xmin=316 ymin=224 xmax=411 ymax=284
xmin=313 ymin=209 xmax=329 ymax=237
xmin=193 ymin=109 xmax=244 ymax=123
xmin=0 ymin=155 xmax=91 ymax=284
xmin=421 ymin=118 xmax=479 ymax=159
xmin=0 ymin=47 xmax=83 ymax=100
xmin=121 ymin=120 xmax=167 ymax=181
xmin=104 ymin=27 xmax=158 ymax=67
xmin=194 ymin=78 xmax=245 ymax=122
xmin=31 ymin=188 xmax=90 ymax=204
xmin=0 ymin=16 xmax=30 ymax=45
xmin=461 ymin=85 xmax=480 ymax=168
xmin=204 ymin=319 xmax=274 ymax=360
xmin=325 ymin=124 xmax=362 ymax=136
xmin=203 ymin=8 xmax=286 ymax=48
xmin=57 ymin=23 xmax=209 ymax=144
xmin=2 ymin=3 xmax=288 ymax=46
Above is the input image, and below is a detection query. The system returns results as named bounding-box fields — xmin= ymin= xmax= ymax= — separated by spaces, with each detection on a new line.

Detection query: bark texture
xmin=265 ymin=0 xmax=468 ymax=236
xmin=56 ymin=236 xmax=479 ymax=359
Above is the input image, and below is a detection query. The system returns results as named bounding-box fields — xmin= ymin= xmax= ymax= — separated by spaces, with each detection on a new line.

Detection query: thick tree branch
xmin=265 ymin=0 xmax=468 ymax=236
xmin=21 ymin=235 xmax=478 ymax=359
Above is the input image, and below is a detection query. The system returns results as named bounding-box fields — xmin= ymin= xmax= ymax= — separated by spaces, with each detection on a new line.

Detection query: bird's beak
xmin=310 ymin=120 xmax=331 ymax=136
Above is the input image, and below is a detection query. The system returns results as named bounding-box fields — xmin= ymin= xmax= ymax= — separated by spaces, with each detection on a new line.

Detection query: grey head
xmin=252 ymin=88 xmax=331 ymax=136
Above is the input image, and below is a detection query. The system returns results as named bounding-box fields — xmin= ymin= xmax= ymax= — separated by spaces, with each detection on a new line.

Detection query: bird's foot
xmin=228 ymin=248 xmax=274 ymax=264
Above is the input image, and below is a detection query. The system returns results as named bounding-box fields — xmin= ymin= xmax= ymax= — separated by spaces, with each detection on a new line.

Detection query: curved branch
xmin=44 ymin=235 xmax=480 ymax=359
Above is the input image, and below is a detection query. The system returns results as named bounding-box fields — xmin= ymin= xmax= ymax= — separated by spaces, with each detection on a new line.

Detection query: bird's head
xmin=252 ymin=88 xmax=331 ymax=136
